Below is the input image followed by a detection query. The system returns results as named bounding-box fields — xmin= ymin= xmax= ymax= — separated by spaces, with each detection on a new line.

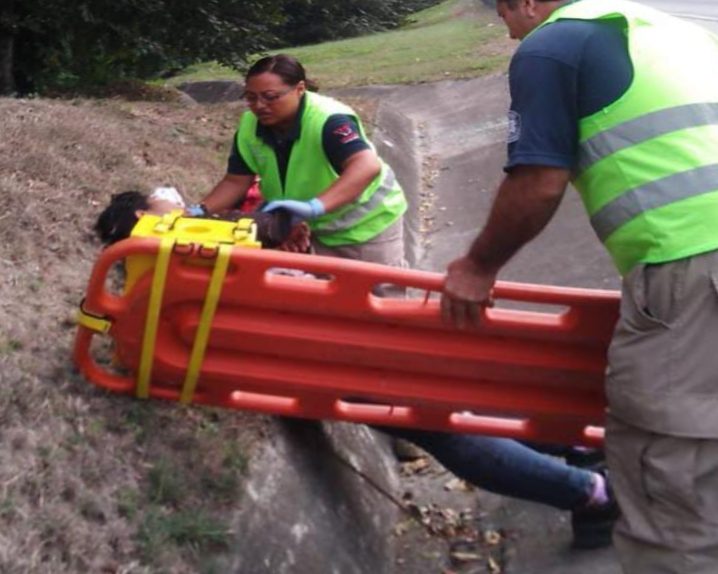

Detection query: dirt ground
xmin=0 ymin=90 xmax=404 ymax=574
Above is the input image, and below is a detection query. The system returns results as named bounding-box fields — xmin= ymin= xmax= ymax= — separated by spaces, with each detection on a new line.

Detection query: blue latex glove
xmin=185 ymin=203 xmax=208 ymax=217
xmin=261 ymin=198 xmax=325 ymax=220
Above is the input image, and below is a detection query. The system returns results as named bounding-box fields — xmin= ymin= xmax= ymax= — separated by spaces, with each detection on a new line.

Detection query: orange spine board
xmin=74 ymin=236 xmax=619 ymax=447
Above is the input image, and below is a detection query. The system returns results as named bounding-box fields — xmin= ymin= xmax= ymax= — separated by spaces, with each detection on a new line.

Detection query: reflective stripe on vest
xmin=313 ymin=168 xmax=397 ymax=235
xmin=577 ymin=103 xmax=718 ymax=174
xmin=534 ymin=0 xmax=718 ymax=273
xmin=591 ymin=163 xmax=718 ymax=241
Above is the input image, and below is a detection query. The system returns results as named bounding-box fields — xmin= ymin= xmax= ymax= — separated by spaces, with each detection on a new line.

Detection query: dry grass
xmin=0 ymin=92 xmax=379 ymax=573
xmin=0 ymin=95 xmax=277 ymax=573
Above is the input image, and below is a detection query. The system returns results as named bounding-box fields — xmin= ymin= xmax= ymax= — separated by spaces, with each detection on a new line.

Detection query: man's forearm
xmin=468 ymin=166 xmax=570 ymax=272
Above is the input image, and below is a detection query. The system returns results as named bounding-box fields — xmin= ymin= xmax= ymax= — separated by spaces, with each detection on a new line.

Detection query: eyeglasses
xmin=242 ymin=86 xmax=295 ymax=105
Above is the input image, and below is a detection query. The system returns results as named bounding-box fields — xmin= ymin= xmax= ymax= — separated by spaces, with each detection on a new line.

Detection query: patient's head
xmin=94 ymin=190 xmax=181 ymax=245
xmin=94 ymin=190 xmax=294 ymax=249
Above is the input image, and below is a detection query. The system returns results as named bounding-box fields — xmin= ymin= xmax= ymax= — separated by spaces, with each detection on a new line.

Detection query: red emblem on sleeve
xmin=333 ymin=122 xmax=360 ymax=144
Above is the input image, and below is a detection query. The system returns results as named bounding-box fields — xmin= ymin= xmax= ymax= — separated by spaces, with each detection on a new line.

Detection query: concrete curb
xmin=221 ymin=419 xmax=401 ymax=574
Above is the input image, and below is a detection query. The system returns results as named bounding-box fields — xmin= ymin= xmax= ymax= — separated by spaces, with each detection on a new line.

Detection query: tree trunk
xmin=0 ymin=33 xmax=15 ymax=96
xmin=0 ymin=0 xmax=15 ymax=96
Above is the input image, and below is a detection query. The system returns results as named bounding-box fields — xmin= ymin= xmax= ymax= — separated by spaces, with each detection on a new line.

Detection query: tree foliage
xmin=0 ymin=0 xmax=441 ymax=96
xmin=1 ymin=0 xmax=284 ymax=95
xmin=278 ymin=0 xmax=442 ymax=46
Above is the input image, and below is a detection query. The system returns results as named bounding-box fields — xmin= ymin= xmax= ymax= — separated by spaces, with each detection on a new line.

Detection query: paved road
xmin=638 ymin=0 xmax=718 ymax=33
xmin=639 ymin=0 xmax=718 ymax=18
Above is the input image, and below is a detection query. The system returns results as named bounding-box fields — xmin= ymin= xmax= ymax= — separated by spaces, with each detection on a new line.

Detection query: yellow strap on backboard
xmin=76 ymin=305 xmax=112 ymax=334
xmin=153 ymin=209 xmax=184 ymax=234
xmin=180 ymin=243 xmax=231 ymax=404
xmin=233 ymin=217 xmax=258 ymax=244
xmin=136 ymin=237 xmax=175 ymax=399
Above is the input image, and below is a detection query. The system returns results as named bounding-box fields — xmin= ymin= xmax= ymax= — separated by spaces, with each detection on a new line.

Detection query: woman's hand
xmin=262 ymin=198 xmax=325 ymax=220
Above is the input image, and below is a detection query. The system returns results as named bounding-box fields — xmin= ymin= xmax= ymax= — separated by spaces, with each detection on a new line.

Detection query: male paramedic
xmin=441 ymin=0 xmax=718 ymax=572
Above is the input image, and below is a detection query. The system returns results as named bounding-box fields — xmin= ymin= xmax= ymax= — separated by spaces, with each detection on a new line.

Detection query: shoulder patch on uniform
xmin=507 ymin=111 xmax=521 ymax=144
xmin=333 ymin=122 xmax=360 ymax=144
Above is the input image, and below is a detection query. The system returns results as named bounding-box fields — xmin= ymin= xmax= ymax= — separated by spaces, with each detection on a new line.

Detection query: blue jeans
xmin=379 ymin=427 xmax=594 ymax=511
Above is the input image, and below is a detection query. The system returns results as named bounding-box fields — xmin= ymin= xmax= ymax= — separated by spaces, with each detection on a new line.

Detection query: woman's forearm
xmin=316 ymin=150 xmax=381 ymax=212
xmin=201 ymin=174 xmax=254 ymax=214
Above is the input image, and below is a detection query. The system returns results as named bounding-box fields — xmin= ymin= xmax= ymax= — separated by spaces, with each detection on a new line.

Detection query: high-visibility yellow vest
xmin=238 ymin=92 xmax=407 ymax=246
xmin=538 ymin=0 xmax=718 ymax=274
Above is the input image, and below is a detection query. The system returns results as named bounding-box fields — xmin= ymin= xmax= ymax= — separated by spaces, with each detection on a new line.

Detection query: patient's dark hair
xmin=95 ymin=191 xmax=149 ymax=245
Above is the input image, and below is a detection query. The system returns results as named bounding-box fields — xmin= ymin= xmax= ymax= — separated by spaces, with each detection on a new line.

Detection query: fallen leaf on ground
xmin=488 ymin=556 xmax=502 ymax=573
xmin=443 ymin=477 xmax=471 ymax=492
xmin=483 ymin=529 xmax=502 ymax=546
xmin=400 ymin=457 xmax=431 ymax=475
xmin=450 ymin=551 xmax=482 ymax=563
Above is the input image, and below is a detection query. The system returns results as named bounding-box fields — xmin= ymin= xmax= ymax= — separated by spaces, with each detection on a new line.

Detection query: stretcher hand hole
xmin=230 ymin=391 xmax=298 ymax=414
xmin=335 ymin=399 xmax=413 ymax=424
xmin=449 ymin=412 xmax=529 ymax=436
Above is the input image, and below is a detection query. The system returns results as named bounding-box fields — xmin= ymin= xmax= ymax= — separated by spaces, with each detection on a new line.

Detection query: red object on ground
xmin=239 ymin=179 xmax=262 ymax=212
xmin=74 ymin=237 xmax=619 ymax=447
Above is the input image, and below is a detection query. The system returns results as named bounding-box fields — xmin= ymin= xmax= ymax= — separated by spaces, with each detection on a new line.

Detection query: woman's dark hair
xmin=246 ymin=54 xmax=319 ymax=92
xmin=94 ymin=190 xmax=149 ymax=245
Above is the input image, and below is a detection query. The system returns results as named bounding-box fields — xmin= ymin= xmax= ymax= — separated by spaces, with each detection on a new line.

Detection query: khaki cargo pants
xmin=605 ymin=249 xmax=718 ymax=573
xmin=607 ymin=417 xmax=718 ymax=573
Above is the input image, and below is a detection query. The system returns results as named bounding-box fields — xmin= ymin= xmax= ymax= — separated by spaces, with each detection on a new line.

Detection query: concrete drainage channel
xmin=218 ymin=419 xmax=401 ymax=574
xmin=177 ymin=78 xmax=620 ymax=573
xmin=344 ymin=77 xmax=512 ymax=274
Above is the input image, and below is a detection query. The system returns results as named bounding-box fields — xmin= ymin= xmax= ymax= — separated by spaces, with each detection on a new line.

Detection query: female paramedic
xmin=189 ymin=54 xmax=407 ymax=266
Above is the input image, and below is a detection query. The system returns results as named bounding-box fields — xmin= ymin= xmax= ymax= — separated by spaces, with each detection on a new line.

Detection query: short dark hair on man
xmin=95 ymin=191 xmax=149 ymax=245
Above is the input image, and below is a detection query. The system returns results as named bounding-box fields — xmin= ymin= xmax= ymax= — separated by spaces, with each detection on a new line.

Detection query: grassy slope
xmin=165 ymin=0 xmax=510 ymax=89
xmin=0 ymin=2 xmax=511 ymax=572
xmin=0 ymin=98 xmax=265 ymax=574
xmin=284 ymin=1 xmax=507 ymax=87
xmin=0 ymin=93 xmax=394 ymax=574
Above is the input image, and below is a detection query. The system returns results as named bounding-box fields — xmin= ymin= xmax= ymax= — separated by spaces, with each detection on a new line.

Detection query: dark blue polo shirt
xmin=505 ymin=18 xmax=633 ymax=172
xmin=227 ymin=94 xmax=371 ymax=187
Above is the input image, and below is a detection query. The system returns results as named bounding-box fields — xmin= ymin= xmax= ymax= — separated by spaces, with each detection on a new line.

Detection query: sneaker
xmin=571 ymin=468 xmax=620 ymax=550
